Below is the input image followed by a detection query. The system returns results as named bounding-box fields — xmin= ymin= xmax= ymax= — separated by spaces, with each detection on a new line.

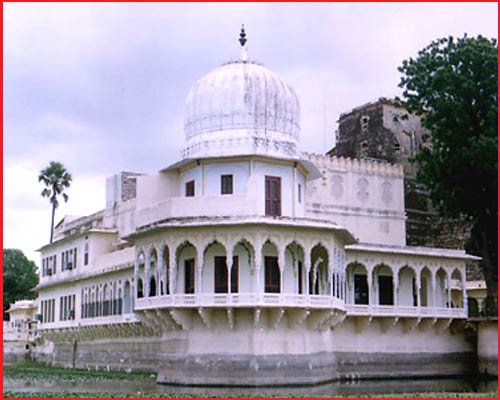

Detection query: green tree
xmin=397 ymin=35 xmax=498 ymax=315
xmin=38 ymin=161 xmax=72 ymax=244
xmin=3 ymin=249 xmax=39 ymax=320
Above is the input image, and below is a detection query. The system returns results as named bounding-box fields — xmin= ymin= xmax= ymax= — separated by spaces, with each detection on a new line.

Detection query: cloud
xmin=4 ymin=2 xmax=498 ymax=264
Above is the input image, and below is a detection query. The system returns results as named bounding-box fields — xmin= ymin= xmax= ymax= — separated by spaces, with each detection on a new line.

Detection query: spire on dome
xmin=238 ymin=25 xmax=248 ymax=62
xmin=238 ymin=24 xmax=247 ymax=47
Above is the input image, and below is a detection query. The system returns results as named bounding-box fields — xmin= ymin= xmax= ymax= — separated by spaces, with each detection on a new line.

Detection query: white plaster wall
xmin=38 ymin=267 xmax=133 ymax=328
xmin=173 ymin=312 xmax=470 ymax=356
xmin=203 ymin=161 xmax=249 ymax=196
xmin=304 ymin=154 xmax=405 ymax=246
xmin=179 ymin=165 xmax=202 ymax=197
xmin=136 ymin=172 xmax=180 ymax=208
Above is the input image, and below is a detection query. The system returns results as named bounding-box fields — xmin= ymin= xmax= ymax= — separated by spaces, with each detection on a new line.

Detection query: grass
xmin=4 ymin=361 xmax=156 ymax=383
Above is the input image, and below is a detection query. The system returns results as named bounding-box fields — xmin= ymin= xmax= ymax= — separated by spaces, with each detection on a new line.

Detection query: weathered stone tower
xmin=328 ymin=98 xmax=480 ymax=279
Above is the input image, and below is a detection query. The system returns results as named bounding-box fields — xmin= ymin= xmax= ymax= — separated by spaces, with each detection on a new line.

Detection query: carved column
xmin=329 ymin=258 xmax=335 ymax=297
xmin=196 ymin=246 xmax=203 ymax=295
xmin=278 ymin=245 xmax=286 ymax=294
xmin=145 ymin=250 xmax=151 ymax=297
xmin=134 ymin=255 xmax=139 ymax=300
xmin=461 ymin=267 xmax=467 ymax=310
xmin=446 ymin=273 xmax=452 ymax=308
xmin=367 ymin=265 xmax=374 ymax=306
xmin=169 ymin=256 xmax=176 ymax=295
xmin=393 ymin=269 xmax=399 ymax=307
xmin=416 ymin=269 xmax=421 ymax=308
xmin=253 ymin=235 xmax=265 ymax=295
xmin=431 ymin=274 xmax=437 ymax=308
xmin=227 ymin=246 xmax=234 ymax=294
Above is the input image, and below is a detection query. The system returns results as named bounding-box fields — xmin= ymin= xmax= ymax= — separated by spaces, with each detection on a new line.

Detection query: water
xmin=4 ymin=377 xmax=497 ymax=397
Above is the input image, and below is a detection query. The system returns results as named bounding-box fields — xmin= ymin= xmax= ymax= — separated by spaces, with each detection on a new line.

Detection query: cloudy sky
xmin=4 ymin=2 xmax=498 ymax=265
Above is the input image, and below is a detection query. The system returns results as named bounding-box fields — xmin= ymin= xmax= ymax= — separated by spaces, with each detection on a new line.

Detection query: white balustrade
xmin=134 ymin=293 xmax=346 ymax=310
xmin=345 ymin=304 xmax=466 ymax=319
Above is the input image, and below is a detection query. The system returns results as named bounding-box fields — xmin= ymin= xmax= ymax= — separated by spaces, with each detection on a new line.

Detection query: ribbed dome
xmin=182 ymin=60 xmax=301 ymax=159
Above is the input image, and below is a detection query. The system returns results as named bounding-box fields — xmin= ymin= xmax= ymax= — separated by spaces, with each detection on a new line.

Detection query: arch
xmin=286 ymin=241 xmax=305 ymax=295
xmin=118 ymin=287 xmax=123 ymax=314
xmin=176 ymin=241 xmax=197 ymax=294
xmin=162 ymin=245 xmax=170 ymax=295
xmin=137 ymin=250 xmax=146 ymax=292
xmin=204 ymin=241 xmax=230 ymax=294
xmin=137 ymin=278 xmax=144 ymax=298
xmin=123 ymin=281 xmax=132 ymax=314
xmin=373 ymin=263 xmax=394 ymax=305
xmin=103 ymin=283 xmax=109 ymax=316
xmin=262 ymin=239 xmax=280 ymax=293
xmin=450 ymin=267 xmax=464 ymax=308
xmin=397 ymin=266 xmax=417 ymax=306
xmin=420 ymin=267 xmax=432 ymax=307
xmin=91 ymin=288 xmax=96 ymax=317
xmin=233 ymin=239 xmax=255 ymax=293
xmin=435 ymin=268 xmax=448 ymax=307
xmin=112 ymin=282 xmax=117 ymax=315
xmin=347 ymin=262 xmax=369 ymax=305
xmin=310 ymin=243 xmax=329 ymax=295
xmin=149 ymin=276 xmax=157 ymax=297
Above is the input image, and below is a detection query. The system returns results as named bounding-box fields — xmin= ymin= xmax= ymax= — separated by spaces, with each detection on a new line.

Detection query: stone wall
xmin=330 ymin=98 xmax=483 ymax=281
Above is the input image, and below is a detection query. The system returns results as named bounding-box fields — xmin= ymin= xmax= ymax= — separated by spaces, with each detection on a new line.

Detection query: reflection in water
xmin=4 ymin=377 xmax=498 ymax=397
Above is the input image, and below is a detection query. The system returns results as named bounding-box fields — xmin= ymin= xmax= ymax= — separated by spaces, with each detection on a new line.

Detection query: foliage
xmin=38 ymin=161 xmax=72 ymax=243
xmin=3 ymin=249 xmax=39 ymax=319
xmin=397 ymin=35 xmax=498 ymax=315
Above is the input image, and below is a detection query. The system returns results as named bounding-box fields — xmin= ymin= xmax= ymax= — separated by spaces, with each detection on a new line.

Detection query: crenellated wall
xmin=303 ymin=153 xmax=406 ymax=246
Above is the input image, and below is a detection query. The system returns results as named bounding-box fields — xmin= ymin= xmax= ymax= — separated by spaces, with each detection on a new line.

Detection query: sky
xmin=4 ymin=2 xmax=498 ymax=266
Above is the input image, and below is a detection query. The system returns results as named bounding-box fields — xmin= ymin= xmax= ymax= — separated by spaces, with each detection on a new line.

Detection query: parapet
xmin=303 ymin=152 xmax=404 ymax=178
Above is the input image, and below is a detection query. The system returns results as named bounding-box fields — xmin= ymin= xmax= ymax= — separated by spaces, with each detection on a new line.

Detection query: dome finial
xmin=238 ymin=25 xmax=248 ymax=62
xmin=238 ymin=24 xmax=247 ymax=47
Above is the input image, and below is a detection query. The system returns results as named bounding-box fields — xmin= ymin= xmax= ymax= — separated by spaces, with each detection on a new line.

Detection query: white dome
xmin=182 ymin=60 xmax=300 ymax=159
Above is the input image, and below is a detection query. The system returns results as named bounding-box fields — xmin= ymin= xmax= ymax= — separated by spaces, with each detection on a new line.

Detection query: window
xmin=265 ymin=176 xmax=281 ymax=216
xmin=214 ymin=256 xmax=239 ymax=293
xmin=360 ymin=115 xmax=369 ymax=132
xmin=137 ymin=279 xmax=144 ymax=298
xmin=221 ymin=175 xmax=233 ymax=195
xmin=214 ymin=256 xmax=227 ymax=293
xmin=185 ymin=180 xmax=195 ymax=197
xmin=354 ymin=274 xmax=369 ymax=305
xmin=298 ymin=183 xmax=302 ymax=203
xmin=184 ymin=258 xmax=195 ymax=294
xmin=84 ymin=238 xmax=89 ymax=266
xmin=264 ymin=256 xmax=280 ymax=293
xmin=378 ymin=275 xmax=394 ymax=305
xmin=298 ymin=261 xmax=303 ymax=294
xmin=149 ymin=277 xmax=157 ymax=297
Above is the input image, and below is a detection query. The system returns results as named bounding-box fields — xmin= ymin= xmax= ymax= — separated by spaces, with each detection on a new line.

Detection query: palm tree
xmin=38 ymin=161 xmax=72 ymax=243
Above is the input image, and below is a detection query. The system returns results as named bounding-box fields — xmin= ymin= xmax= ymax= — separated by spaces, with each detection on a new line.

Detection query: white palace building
xmin=34 ymin=29 xmax=478 ymax=385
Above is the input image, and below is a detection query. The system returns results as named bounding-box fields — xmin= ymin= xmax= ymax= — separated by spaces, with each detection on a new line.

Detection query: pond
xmin=4 ymin=376 xmax=497 ymax=397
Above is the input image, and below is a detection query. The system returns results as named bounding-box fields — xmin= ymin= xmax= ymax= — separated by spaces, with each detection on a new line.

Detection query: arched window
xmin=149 ymin=276 xmax=157 ymax=297
xmin=137 ymin=279 xmax=144 ymax=298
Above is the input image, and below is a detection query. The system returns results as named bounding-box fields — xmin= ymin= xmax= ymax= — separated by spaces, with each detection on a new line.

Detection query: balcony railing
xmin=135 ymin=293 xmax=345 ymax=310
xmin=345 ymin=304 xmax=467 ymax=318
